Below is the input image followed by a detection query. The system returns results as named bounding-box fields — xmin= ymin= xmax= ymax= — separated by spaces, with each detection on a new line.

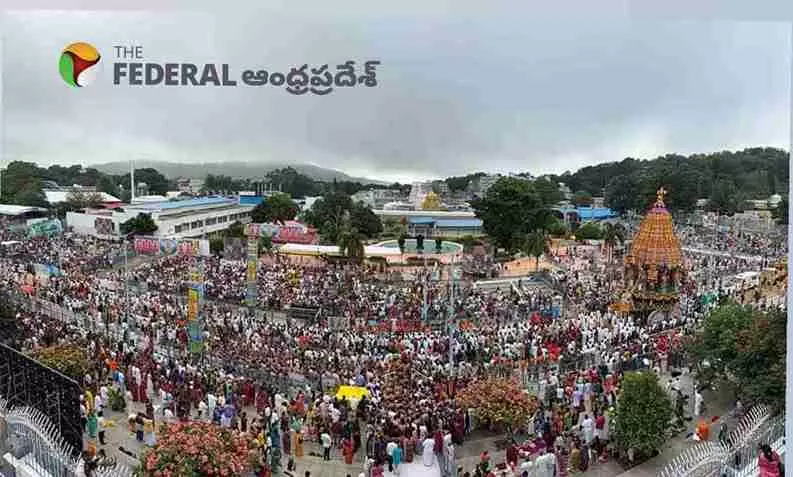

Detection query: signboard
xmin=26 ymin=219 xmax=63 ymax=238
xmin=248 ymin=221 xmax=318 ymax=244
xmin=133 ymin=237 xmax=210 ymax=257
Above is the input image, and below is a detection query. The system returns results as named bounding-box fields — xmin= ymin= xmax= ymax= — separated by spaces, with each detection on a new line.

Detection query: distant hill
xmin=92 ymin=160 xmax=388 ymax=185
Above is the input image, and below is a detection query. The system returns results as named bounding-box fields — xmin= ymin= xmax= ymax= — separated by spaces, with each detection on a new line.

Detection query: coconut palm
xmin=337 ymin=219 xmax=365 ymax=260
xmin=523 ymin=229 xmax=549 ymax=272
xmin=602 ymin=222 xmax=627 ymax=265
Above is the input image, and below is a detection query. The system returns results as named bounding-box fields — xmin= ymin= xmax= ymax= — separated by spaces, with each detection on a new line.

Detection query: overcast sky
xmin=2 ymin=9 xmax=790 ymax=182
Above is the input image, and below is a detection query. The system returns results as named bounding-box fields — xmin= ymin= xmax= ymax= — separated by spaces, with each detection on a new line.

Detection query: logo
xmin=59 ymin=42 xmax=101 ymax=87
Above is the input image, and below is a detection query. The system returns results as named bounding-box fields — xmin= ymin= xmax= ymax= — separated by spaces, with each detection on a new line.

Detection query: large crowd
xmin=0 ymin=215 xmax=785 ymax=477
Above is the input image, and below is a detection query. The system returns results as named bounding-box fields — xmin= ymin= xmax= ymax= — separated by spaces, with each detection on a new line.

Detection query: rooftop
xmin=127 ymin=196 xmax=236 ymax=212
xmin=43 ymin=190 xmax=121 ymax=204
xmin=0 ymin=205 xmax=48 ymax=216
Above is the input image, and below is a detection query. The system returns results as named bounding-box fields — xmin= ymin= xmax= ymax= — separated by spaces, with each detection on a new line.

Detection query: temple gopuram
xmin=620 ymin=188 xmax=685 ymax=322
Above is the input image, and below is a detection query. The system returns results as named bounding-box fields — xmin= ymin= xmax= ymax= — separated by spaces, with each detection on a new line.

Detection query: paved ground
xmin=90 ymin=371 xmax=728 ymax=477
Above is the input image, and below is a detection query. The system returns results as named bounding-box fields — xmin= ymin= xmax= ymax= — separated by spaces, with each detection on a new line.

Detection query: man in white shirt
xmin=320 ymin=431 xmax=332 ymax=461
xmin=207 ymin=393 xmax=217 ymax=421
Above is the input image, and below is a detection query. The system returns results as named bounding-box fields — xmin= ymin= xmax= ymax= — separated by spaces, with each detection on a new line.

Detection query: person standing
xmin=422 ymin=437 xmax=435 ymax=467
xmin=321 ymin=429 xmax=332 ymax=461
xmin=758 ymin=444 xmax=782 ymax=477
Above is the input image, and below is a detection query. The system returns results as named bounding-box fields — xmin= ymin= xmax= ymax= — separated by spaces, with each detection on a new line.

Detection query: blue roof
xmin=408 ymin=217 xmax=437 ymax=224
xmin=135 ymin=196 xmax=234 ymax=211
xmin=576 ymin=207 xmax=615 ymax=219
xmin=436 ymin=219 xmax=483 ymax=228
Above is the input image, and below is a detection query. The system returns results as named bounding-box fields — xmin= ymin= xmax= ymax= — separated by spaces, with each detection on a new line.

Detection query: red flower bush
xmin=136 ymin=422 xmax=251 ymax=477
xmin=457 ymin=378 xmax=538 ymax=429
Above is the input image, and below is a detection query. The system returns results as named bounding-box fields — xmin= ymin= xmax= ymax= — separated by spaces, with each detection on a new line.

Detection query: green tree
xmin=613 ymin=371 xmax=672 ymax=462
xmin=97 ymin=175 xmax=120 ymax=197
xmin=266 ymin=167 xmax=321 ymax=197
xmin=572 ymin=190 xmax=594 ymax=207
xmin=337 ymin=215 xmax=365 ymax=260
xmin=575 ymin=222 xmax=603 ymax=240
xmin=116 ymin=168 xmax=172 ymax=195
xmin=304 ymin=193 xmax=382 ymax=242
xmin=546 ymin=218 xmax=568 ymax=238
xmin=687 ymin=302 xmax=785 ymax=409
xmin=350 ymin=203 xmax=383 ymax=238
xmin=0 ymin=161 xmax=47 ymax=207
xmin=707 ymin=179 xmax=745 ymax=216
xmin=602 ymin=222 xmax=627 ymax=264
xmin=303 ymin=192 xmax=353 ymax=243
xmin=604 ymin=175 xmax=639 ymax=214
xmin=523 ymin=230 xmax=549 ymax=271
xmin=686 ymin=302 xmax=754 ymax=387
xmin=226 ymin=220 xmax=246 ymax=238
xmin=532 ymin=178 xmax=564 ymax=206
xmin=470 ymin=177 xmax=548 ymax=252
xmin=120 ymin=213 xmax=158 ymax=236
xmin=382 ymin=217 xmax=408 ymax=239
xmin=251 ymin=193 xmax=298 ymax=224
xmin=258 ymin=235 xmax=273 ymax=253
xmin=209 ymin=237 xmax=225 ymax=255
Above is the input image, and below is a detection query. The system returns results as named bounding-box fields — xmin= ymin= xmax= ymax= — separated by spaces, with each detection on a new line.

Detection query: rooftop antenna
xmin=130 ymin=160 xmax=135 ymax=202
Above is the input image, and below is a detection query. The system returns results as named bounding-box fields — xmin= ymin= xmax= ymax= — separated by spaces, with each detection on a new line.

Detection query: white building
xmin=66 ymin=196 xmax=254 ymax=239
xmin=409 ymin=182 xmax=433 ymax=208
xmin=43 ymin=189 xmax=122 ymax=206
xmin=177 ymin=177 xmax=206 ymax=195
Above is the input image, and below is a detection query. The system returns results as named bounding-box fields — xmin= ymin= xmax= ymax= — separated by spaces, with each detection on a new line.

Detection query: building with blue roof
xmin=66 ymin=195 xmax=256 ymax=239
xmin=553 ymin=206 xmax=617 ymax=224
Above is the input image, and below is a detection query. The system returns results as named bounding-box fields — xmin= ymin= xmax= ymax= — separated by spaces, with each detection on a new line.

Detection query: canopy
xmin=335 ymin=385 xmax=369 ymax=401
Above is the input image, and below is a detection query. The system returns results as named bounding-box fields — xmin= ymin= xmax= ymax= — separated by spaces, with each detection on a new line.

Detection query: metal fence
xmin=0 ymin=397 xmax=133 ymax=477
xmin=658 ymin=405 xmax=785 ymax=477
xmin=0 ymin=342 xmax=83 ymax=455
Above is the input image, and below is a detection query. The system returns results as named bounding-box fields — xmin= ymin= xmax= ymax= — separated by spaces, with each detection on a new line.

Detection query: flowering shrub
xmin=457 ymin=377 xmax=537 ymax=429
xmin=136 ymin=422 xmax=251 ymax=477
xmin=31 ymin=344 xmax=89 ymax=381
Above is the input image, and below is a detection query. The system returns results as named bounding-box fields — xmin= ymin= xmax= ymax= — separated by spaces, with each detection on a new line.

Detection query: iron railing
xmin=0 ymin=397 xmax=133 ymax=477
xmin=658 ymin=405 xmax=785 ymax=477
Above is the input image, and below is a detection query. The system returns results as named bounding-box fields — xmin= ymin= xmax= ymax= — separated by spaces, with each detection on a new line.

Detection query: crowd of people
xmin=0 ymin=214 xmax=785 ymax=477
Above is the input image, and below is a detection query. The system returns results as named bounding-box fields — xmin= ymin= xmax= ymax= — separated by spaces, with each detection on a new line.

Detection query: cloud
xmin=2 ymin=10 xmax=790 ymax=181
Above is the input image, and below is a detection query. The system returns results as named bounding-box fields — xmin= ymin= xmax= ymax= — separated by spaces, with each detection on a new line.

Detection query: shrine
xmin=621 ymin=188 xmax=686 ymax=322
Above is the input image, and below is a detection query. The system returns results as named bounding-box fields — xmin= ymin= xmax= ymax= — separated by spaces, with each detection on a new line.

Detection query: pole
xmin=785 ymin=21 xmax=793 ymax=475
xmin=123 ymin=237 xmax=129 ymax=345
xmin=447 ymin=257 xmax=455 ymax=374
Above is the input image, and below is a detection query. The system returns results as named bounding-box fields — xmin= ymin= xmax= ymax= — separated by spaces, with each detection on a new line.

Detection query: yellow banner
xmin=187 ymin=288 xmax=199 ymax=321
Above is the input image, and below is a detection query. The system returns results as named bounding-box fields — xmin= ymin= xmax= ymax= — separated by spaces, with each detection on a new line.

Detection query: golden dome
xmin=625 ymin=187 xmax=682 ymax=270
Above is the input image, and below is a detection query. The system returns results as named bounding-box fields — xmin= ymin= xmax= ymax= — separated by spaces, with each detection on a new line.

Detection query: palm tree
xmin=524 ymin=230 xmax=549 ymax=272
xmin=602 ymin=222 xmax=627 ymax=265
xmin=337 ymin=218 xmax=365 ymax=261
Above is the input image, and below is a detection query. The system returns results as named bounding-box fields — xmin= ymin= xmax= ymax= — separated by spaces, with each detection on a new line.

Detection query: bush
xmin=457 ymin=378 xmax=538 ymax=431
xmin=32 ymin=345 xmax=89 ymax=381
xmin=575 ymin=222 xmax=603 ymax=240
xmin=108 ymin=387 xmax=127 ymax=412
xmin=137 ymin=422 xmax=251 ymax=476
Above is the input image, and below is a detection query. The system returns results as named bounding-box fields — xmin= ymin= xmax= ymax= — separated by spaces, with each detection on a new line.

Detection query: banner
xmin=186 ymin=275 xmax=204 ymax=353
xmin=26 ymin=219 xmax=63 ymax=238
xmin=246 ymin=228 xmax=258 ymax=307
xmin=134 ymin=237 xmax=210 ymax=257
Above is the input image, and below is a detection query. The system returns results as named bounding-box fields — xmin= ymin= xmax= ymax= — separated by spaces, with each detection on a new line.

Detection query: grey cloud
xmin=2 ymin=10 xmax=789 ymax=182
